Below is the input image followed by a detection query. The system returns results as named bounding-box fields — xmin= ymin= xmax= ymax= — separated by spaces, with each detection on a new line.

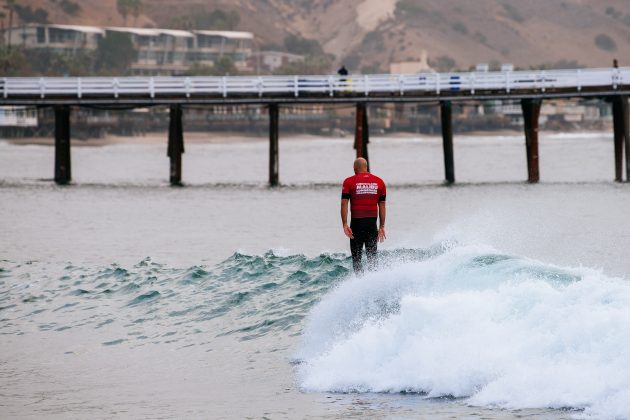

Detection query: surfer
xmin=340 ymin=157 xmax=386 ymax=275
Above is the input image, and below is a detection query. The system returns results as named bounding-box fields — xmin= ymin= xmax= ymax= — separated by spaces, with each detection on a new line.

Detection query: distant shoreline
xmin=1 ymin=128 xmax=609 ymax=147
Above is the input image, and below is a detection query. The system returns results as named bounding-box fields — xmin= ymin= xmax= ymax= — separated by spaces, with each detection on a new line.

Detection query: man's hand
xmin=343 ymin=224 xmax=354 ymax=239
xmin=378 ymin=227 xmax=386 ymax=243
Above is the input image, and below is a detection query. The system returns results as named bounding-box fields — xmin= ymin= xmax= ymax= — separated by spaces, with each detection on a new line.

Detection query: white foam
xmin=297 ymin=244 xmax=630 ymax=419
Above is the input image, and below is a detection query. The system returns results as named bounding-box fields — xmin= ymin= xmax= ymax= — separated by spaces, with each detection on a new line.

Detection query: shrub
xmin=362 ymin=30 xmax=384 ymax=47
xmin=605 ymin=7 xmax=621 ymax=18
xmin=395 ymin=0 xmax=426 ymax=17
xmin=361 ymin=64 xmax=381 ymax=74
xmin=502 ymin=3 xmax=524 ymax=23
xmin=452 ymin=22 xmax=468 ymax=35
xmin=168 ymin=9 xmax=240 ymax=31
xmin=473 ymin=32 xmax=487 ymax=44
xmin=341 ymin=53 xmax=361 ymax=70
xmin=594 ymin=34 xmax=617 ymax=51
xmin=60 ymin=0 xmax=81 ymax=16
xmin=530 ymin=60 xmax=583 ymax=70
xmin=429 ymin=55 xmax=456 ymax=72
xmin=284 ymin=34 xmax=323 ymax=56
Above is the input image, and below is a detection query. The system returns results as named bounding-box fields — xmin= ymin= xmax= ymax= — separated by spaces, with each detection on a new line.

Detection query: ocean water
xmin=2 ymin=132 xmax=630 ymax=419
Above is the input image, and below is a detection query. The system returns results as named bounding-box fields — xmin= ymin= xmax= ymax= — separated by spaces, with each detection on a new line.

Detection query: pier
xmin=1 ymin=66 xmax=629 ymax=185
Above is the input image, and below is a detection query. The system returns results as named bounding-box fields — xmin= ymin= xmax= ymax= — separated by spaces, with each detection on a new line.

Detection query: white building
xmin=3 ymin=24 xmax=104 ymax=54
xmin=0 ymin=106 xmax=38 ymax=127
xmin=390 ymin=50 xmax=433 ymax=74
xmin=3 ymin=24 xmax=255 ymax=75
xmin=106 ymin=27 xmax=195 ymax=75
xmin=249 ymin=51 xmax=305 ymax=72
xmin=191 ymin=30 xmax=254 ymax=71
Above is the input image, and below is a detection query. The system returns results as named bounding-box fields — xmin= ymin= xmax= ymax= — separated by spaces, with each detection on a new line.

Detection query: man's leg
xmin=366 ymin=228 xmax=378 ymax=271
xmin=350 ymin=237 xmax=364 ymax=275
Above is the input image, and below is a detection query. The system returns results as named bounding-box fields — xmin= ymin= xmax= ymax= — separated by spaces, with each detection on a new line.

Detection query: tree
xmin=200 ymin=9 xmax=239 ymax=30
xmin=4 ymin=0 xmax=15 ymax=51
xmin=13 ymin=5 xmax=49 ymax=23
xmin=129 ymin=0 xmax=143 ymax=26
xmin=95 ymin=32 xmax=135 ymax=75
xmin=168 ymin=15 xmax=194 ymax=30
xmin=0 ymin=46 xmax=29 ymax=75
xmin=117 ymin=0 xmax=132 ymax=25
xmin=213 ymin=56 xmax=237 ymax=75
xmin=225 ymin=10 xmax=240 ymax=29
xmin=24 ymin=49 xmax=94 ymax=76
xmin=187 ymin=56 xmax=238 ymax=76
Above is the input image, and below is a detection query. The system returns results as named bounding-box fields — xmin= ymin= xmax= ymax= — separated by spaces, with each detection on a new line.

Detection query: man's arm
xmin=378 ymin=202 xmax=386 ymax=242
xmin=341 ymin=199 xmax=353 ymax=239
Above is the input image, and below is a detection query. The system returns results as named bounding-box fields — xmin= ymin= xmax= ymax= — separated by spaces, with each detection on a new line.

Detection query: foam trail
xmin=297 ymin=244 xmax=630 ymax=419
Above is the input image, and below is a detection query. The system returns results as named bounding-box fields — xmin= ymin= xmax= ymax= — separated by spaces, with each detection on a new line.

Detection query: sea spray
xmin=297 ymin=244 xmax=630 ymax=419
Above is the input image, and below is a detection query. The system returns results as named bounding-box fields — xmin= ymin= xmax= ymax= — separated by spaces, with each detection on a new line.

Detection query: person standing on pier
xmin=340 ymin=157 xmax=386 ymax=275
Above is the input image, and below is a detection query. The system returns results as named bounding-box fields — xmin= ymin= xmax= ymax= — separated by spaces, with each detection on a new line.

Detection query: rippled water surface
xmin=2 ymin=133 xmax=630 ymax=419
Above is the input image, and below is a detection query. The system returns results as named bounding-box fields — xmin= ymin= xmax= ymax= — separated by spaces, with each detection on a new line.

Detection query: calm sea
xmin=2 ymin=132 xmax=630 ymax=419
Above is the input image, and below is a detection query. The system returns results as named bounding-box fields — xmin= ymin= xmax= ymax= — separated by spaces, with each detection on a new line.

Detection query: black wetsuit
xmin=350 ymin=217 xmax=378 ymax=275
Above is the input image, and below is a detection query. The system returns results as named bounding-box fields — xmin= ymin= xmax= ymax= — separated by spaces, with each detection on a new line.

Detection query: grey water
xmin=2 ymin=132 xmax=630 ymax=419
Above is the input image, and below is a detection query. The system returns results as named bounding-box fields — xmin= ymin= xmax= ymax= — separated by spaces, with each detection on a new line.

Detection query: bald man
xmin=341 ymin=158 xmax=386 ymax=275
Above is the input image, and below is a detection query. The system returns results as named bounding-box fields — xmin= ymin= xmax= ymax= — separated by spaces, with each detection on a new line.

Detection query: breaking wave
xmin=297 ymin=243 xmax=630 ymax=419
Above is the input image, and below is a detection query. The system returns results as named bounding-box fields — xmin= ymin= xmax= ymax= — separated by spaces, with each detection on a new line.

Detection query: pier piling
xmin=440 ymin=101 xmax=455 ymax=184
xmin=521 ymin=98 xmax=541 ymax=183
xmin=612 ymin=96 xmax=629 ymax=182
xmin=625 ymin=98 xmax=630 ymax=182
xmin=54 ymin=105 xmax=71 ymax=185
xmin=354 ymin=103 xmax=370 ymax=169
xmin=269 ymin=103 xmax=279 ymax=187
xmin=167 ymin=105 xmax=184 ymax=185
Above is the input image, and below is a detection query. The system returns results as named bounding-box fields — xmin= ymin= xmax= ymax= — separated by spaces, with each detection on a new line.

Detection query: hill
xmin=6 ymin=0 xmax=630 ymax=72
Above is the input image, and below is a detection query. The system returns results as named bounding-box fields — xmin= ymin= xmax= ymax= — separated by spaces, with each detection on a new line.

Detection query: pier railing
xmin=1 ymin=67 xmax=628 ymax=104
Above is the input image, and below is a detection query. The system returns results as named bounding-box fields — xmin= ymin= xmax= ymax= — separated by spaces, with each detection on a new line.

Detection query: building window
xmin=49 ymin=28 xmax=80 ymax=44
xmin=37 ymin=27 xmax=46 ymax=44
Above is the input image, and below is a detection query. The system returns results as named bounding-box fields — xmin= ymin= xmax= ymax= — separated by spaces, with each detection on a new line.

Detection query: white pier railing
xmin=1 ymin=67 xmax=628 ymax=101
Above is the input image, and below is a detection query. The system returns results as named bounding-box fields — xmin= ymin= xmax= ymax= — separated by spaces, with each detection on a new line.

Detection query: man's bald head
xmin=353 ymin=157 xmax=368 ymax=173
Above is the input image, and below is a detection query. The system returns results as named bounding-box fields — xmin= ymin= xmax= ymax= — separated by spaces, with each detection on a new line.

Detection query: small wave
xmin=0 ymin=250 xmax=351 ymax=343
xmin=128 ymin=290 xmax=161 ymax=306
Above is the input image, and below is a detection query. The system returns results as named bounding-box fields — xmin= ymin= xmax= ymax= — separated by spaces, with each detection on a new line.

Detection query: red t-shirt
xmin=341 ymin=172 xmax=386 ymax=219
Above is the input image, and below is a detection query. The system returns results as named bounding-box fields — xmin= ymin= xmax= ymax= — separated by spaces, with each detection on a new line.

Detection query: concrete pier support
xmin=612 ymin=96 xmax=629 ymax=182
xmin=440 ymin=101 xmax=455 ymax=184
xmin=269 ymin=103 xmax=279 ymax=187
xmin=354 ymin=103 xmax=369 ymax=168
xmin=521 ymin=98 xmax=542 ymax=183
xmin=54 ymin=105 xmax=71 ymax=185
xmin=167 ymin=105 xmax=184 ymax=185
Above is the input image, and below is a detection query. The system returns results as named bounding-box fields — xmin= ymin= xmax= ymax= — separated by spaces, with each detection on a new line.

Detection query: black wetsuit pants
xmin=350 ymin=217 xmax=378 ymax=275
